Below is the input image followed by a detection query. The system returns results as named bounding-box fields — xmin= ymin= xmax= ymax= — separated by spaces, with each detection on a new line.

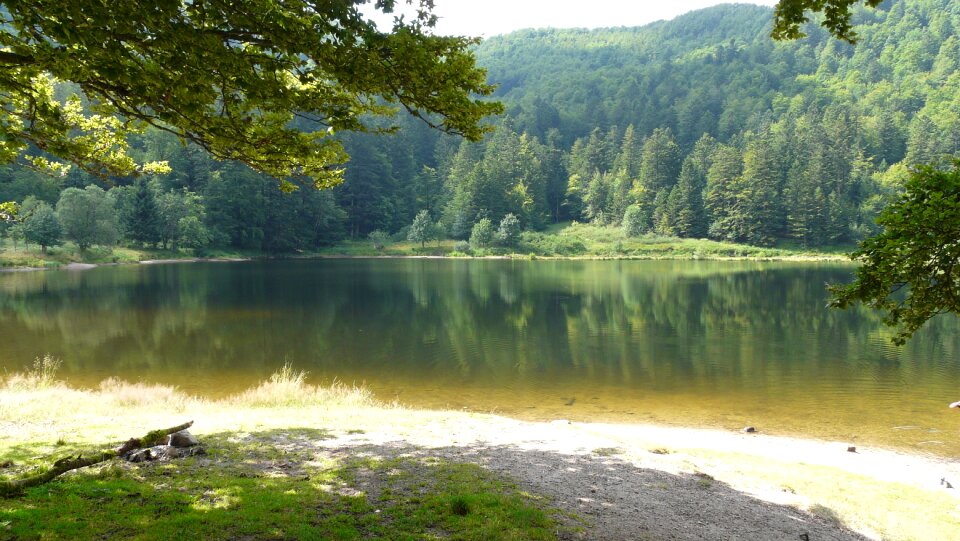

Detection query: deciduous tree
xmin=496 ymin=213 xmax=521 ymax=247
xmin=830 ymin=163 xmax=960 ymax=344
xmin=21 ymin=201 xmax=60 ymax=253
xmin=56 ymin=186 xmax=119 ymax=251
xmin=469 ymin=218 xmax=495 ymax=249
xmin=0 ymin=0 xmax=501 ymax=187
xmin=407 ymin=210 xmax=433 ymax=248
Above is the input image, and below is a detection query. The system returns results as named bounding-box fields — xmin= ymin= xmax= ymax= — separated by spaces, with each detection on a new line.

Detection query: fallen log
xmin=0 ymin=421 xmax=193 ymax=497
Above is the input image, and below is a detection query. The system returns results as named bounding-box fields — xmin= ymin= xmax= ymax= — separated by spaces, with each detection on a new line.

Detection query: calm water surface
xmin=2 ymin=259 xmax=959 ymax=456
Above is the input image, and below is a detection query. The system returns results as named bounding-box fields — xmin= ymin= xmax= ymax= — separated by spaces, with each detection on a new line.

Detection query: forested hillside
xmin=2 ymin=0 xmax=959 ymax=253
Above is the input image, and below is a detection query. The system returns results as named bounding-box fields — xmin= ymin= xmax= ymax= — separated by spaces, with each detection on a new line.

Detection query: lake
xmin=2 ymin=258 xmax=959 ymax=456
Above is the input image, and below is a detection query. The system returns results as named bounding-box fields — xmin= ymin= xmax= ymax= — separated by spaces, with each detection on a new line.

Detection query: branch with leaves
xmin=829 ymin=162 xmax=960 ymax=344
xmin=0 ymin=0 xmax=502 ymax=188
xmin=0 ymin=201 xmax=17 ymax=222
xmin=771 ymin=0 xmax=883 ymax=43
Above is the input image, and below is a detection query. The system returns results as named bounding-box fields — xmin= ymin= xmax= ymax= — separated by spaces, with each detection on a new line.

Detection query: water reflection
xmin=1 ymin=259 xmax=959 ymax=454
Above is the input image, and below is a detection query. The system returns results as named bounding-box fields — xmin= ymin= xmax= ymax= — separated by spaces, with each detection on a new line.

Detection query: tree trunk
xmin=0 ymin=421 xmax=193 ymax=497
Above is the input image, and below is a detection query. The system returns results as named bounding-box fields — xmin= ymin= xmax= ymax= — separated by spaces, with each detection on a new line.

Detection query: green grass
xmin=0 ymin=238 xmax=262 ymax=269
xmin=0 ymin=223 xmax=853 ymax=270
xmin=314 ymin=239 xmax=459 ymax=257
xmin=316 ymin=222 xmax=854 ymax=261
xmin=1 ymin=430 xmax=559 ymax=540
xmin=0 ymin=364 xmax=564 ymax=540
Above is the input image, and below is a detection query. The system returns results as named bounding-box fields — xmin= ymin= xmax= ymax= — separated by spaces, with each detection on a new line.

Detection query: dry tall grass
xmin=3 ymin=355 xmax=63 ymax=391
xmin=0 ymin=359 xmax=376 ymax=420
xmin=229 ymin=363 xmax=376 ymax=408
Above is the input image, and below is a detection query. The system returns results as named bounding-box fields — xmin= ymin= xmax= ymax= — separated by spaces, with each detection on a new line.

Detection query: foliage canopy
xmin=830 ymin=163 xmax=960 ymax=345
xmin=772 ymin=0 xmax=884 ymax=42
xmin=0 ymin=0 xmax=501 ymax=187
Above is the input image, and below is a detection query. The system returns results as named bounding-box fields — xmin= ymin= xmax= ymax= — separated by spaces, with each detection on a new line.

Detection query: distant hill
xmin=472 ymin=1 xmax=957 ymax=152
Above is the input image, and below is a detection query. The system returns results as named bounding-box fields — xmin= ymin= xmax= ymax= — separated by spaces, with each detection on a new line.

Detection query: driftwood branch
xmin=0 ymin=421 xmax=193 ymax=497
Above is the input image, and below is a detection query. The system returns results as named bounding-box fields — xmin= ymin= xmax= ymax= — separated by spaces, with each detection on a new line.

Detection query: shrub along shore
xmin=1 ymin=361 xmax=956 ymax=540
xmin=0 ymin=222 xmax=852 ymax=271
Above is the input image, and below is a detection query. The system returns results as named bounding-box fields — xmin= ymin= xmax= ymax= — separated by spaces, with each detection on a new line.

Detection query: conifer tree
xmin=127 ymin=179 xmax=162 ymax=247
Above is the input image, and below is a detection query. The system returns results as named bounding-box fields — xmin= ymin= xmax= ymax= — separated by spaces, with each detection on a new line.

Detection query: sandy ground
xmin=283 ymin=412 xmax=960 ymax=541
xmin=5 ymin=395 xmax=960 ymax=539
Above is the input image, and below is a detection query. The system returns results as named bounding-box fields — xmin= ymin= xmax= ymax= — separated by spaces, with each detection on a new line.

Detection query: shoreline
xmin=0 ymin=256 xmax=255 ymax=273
xmin=0 ymin=251 xmax=852 ymax=274
xmin=2 ymin=375 xmax=956 ymax=540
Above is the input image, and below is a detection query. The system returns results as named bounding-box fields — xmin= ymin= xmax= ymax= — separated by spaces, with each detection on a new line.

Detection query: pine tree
xmin=638 ymin=128 xmax=682 ymax=193
xmin=584 ymin=172 xmax=611 ymax=224
xmin=905 ymin=115 xmax=943 ymax=166
xmin=607 ymin=169 xmax=634 ymax=226
xmin=636 ymin=128 xmax=682 ymax=232
xmin=127 ymin=178 xmax=161 ymax=247
xmin=612 ymin=124 xmax=642 ymax=179
xmin=668 ymin=160 xmax=708 ymax=238
xmin=704 ymin=144 xmax=742 ymax=240
xmin=729 ymin=133 xmax=781 ymax=246
xmin=652 ymin=188 xmax=672 ymax=236
xmin=541 ymin=138 xmax=569 ymax=223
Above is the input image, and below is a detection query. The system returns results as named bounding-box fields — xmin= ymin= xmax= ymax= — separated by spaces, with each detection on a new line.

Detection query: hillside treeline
xmin=1 ymin=0 xmax=958 ymax=252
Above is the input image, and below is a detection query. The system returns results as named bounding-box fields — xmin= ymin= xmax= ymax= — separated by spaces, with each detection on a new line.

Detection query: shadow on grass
xmin=0 ymin=428 xmax=559 ymax=541
xmin=0 ymin=427 xmax=869 ymax=541
xmin=324 ymin=440 xmax=871 ymax=541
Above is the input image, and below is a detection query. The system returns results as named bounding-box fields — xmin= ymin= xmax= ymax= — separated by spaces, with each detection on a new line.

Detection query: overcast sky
xmin=368 ymin=1 xmax=779 ymax=37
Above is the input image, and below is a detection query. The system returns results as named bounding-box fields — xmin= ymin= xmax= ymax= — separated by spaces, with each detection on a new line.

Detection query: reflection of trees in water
xmin=0 ymin=260 xmax=957 ymax=389
xmin=0 ymin=265 xmax=212 ymax=373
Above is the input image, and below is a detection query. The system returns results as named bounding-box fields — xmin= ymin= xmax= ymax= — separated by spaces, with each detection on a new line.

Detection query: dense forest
xmin=2 ymin=0 xmax=959 ymax=253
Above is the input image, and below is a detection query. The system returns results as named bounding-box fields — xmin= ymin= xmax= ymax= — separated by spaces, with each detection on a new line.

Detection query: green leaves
xmin=771 ymin=0 xmax=884 ymax=43
xmin=407 ymin=209 xmax=433 ymax=247
xmin=830 ymin=162 xmax=960 ymax=344
xmin=0 ymin=0 xmax=501 ymax=187
xmin=0 ymin=202 xmax=19 ymax=222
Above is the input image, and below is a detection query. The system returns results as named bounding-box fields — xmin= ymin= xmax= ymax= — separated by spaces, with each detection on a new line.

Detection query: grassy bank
xmin=1 ymin=222 xmax=853 ymax=270
xmin=317 ymin=222 xmax=854 ymax=260
xmin=0 ymin=361 xmax=564 ymax=540
xmin=0 ymin=238 xmax=259 ymax=270
xmin=2 ymin=360 xmax=958 ymax=540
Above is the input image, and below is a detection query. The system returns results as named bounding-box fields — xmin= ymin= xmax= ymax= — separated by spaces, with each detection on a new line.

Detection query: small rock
xmin=124 ymin=444 xmax=205 ymax=462
xmin=125 ymin=448 xmax=155 ymax=463
xmin=742 ymin=426 xmax=757 ymax=433
xmin=169 ymin=430 xmax=200 ymax=448
xmin=179 ymin=445 xmax=207 ymax=458
xmin=847 ymin=446 xmax=857 ymax=453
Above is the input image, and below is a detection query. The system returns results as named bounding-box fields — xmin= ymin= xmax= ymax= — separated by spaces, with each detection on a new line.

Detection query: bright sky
xmin=368 ymin=1 xmax=779 ymax=37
